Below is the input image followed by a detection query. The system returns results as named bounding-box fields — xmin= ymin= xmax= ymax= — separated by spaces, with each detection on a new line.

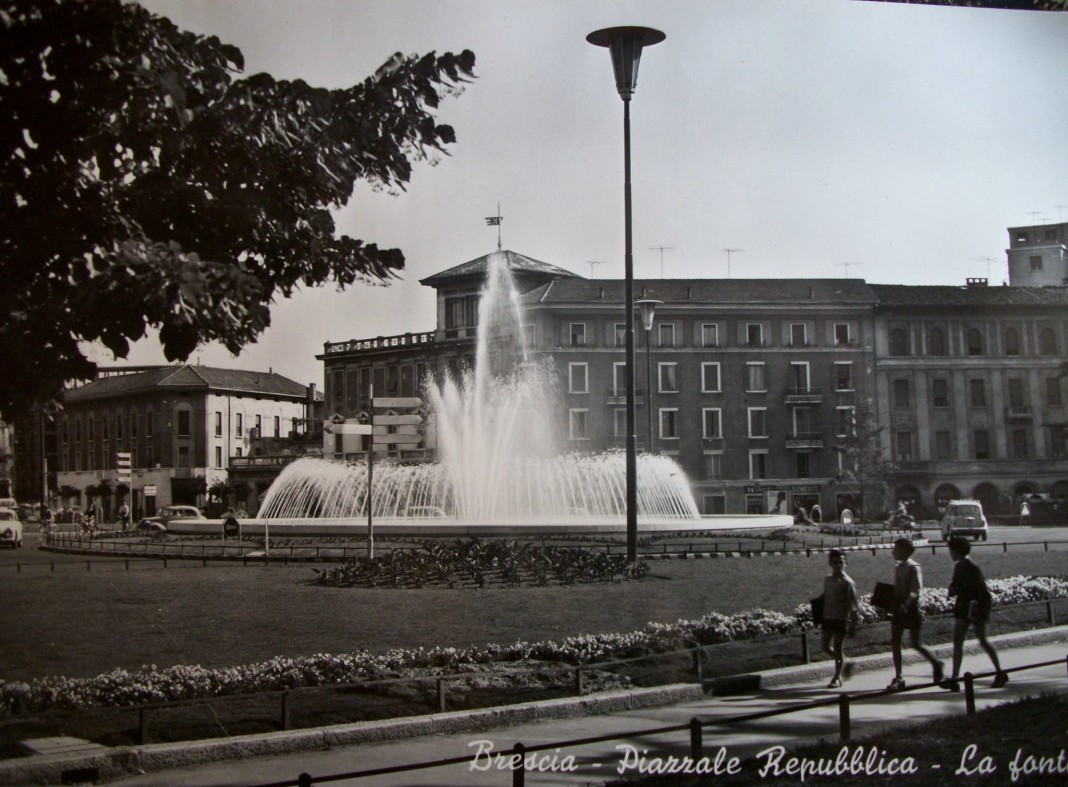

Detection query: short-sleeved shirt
xmin=950 ymin=557 xmax=992 ymax=622
xmin=894 ymin=558 xmax=923 ymax=606
xmin=823 ymin=574 xmax=858 ymax=622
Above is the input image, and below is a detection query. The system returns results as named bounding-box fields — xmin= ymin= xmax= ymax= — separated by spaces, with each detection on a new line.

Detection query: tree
xmin=831 ymin=399 xmax=897 ymax=521
xmin=0 ymin=0 xmax=475 ymax=414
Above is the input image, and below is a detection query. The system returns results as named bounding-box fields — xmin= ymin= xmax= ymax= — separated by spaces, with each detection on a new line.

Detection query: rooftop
xmin=65 ymin=365 xmax=314 ymax=403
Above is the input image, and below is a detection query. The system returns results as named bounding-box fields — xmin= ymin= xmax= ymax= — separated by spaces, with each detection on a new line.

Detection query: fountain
xmin=251 ymin=253 xmax=786 ymax=535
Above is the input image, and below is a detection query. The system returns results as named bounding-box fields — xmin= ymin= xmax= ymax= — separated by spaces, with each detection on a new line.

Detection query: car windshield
xmin=954 ymin=505 xmax=981 ymax=516
xmin=0 ymin=511 xmax=16 ymax=521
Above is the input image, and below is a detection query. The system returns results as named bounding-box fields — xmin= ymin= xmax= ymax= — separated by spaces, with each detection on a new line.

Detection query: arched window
xmin=1039 ymin=326 xmax=1058 ymax=355
xmin=1004 ymin=326 xmax=1020 ymax=356
xmin=890 ymin=327 xmax=909 ymax=356
xmin=928 ymin=327 xmax=946 ymax=356
xmin=967 ymin=328 xmax=984 ymax=356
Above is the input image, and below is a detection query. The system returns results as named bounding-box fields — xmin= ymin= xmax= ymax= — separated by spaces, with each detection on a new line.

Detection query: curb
xmin=0 ymin=684 xmax=703 ymax=785
xmin=644 ymin=539 xmax=927 ymax=560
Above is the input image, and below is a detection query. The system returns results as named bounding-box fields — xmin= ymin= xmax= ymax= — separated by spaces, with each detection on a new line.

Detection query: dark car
xmin=137 ymin=505 xmax=206 ymax=533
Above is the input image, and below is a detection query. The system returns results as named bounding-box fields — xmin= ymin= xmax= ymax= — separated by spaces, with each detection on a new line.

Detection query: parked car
xmin=940 ymin=499 xmax=989 ymax=541
xmin=0 ymin=507 xmax=23 ymax=549
xmin=137 ymin=505 xmax=207 ymax=533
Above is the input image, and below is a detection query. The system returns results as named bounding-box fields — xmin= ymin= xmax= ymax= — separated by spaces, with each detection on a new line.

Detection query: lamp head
xmin=586 ymin=26 xmax=665 ymax=100
xmin=634 ymin=299 xmax=663 ymax=332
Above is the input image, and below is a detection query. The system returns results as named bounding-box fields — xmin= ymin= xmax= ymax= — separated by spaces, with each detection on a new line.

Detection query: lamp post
xmin=635 ymin=299 xmax=662 ymax=456
xmin=587 ymin=25 xmax=665 ymax=563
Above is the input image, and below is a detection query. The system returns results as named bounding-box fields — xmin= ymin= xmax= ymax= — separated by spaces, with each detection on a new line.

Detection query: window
xmin=701 ymin=323 xmax=719 ymax=348
xmin=1004 ymin=327 xmax=1020 ymax=355
xmin=790 ymin=323 xmax=807 ymax=347
xmin=331 ymin=369 xmax=344 ymax=408
xmin=703 ymin=453 xmax=723 ymax=480
xmin=967 ymin=328 xmax=984 ymax=356
xmin=87 ymin=419 xmax=94 ymax=442
xmin=176 ymin=410 xmax=191 ymax=437
xmin=145 ymin=412 xmax=153 ymax=438
xmin=1049 ymin=427 xmax=1067 ymax=458
xmin=568 ymin=363 xmax=589 ymax=394
xmin=890 ymin=327 xmax=909 ymax=356
xmin=568 ymin=409 xmax=588 ymax=440
xmin=934 ymin=431 xmax=952 ymax=460
xmin=974 ymin=430 xmax=990 ymax=460
xmin=1040 ymin=327 xmax=1058 ymax=355
xmin=834 ymin=362 xmax=853 ymax=391
xmin=834 ymin=323 xmax=850 ymax=346
xmin=569 ymin=323 xmax=586 ymax=347
xmin=274 ymin=416 xmax=281 ymax=437
xmin=970 ymin=379 xmax=986 ymax=408
xmin=1030 ymin=255 xmax=1043 ymax=272
xmin=895 ymin=431 xmax=913 ymax=462
xmin=748 ymin=407 xmax=768 ymax=438
xmin=235 ymin=413 xmax=243 ymax=437
xmin=614 ymin=323 xmax=626 ymax=347
xmin=612 ymin=408 xmax=626 ymax=438
xmin=789 ymin=362 xmax=810 ymax=392
xmin=746 ymin=323 xmax=763 ymax=347
xmin=523 ymin=324 xmax=535 ymax=348
xmin=932 ymin=379 xmax=949 ymax=408
xmin=746 ymin=362 xmax=766 ymax=392
xmin=1016 ymin=231 xmax=1029 ymax=243
xmin=1011 ymin=429 xmax=1029 ymax=459
xmin=703 ymin=494 xmax=726 ymax=514
xmin=928 ymin=328 xmax=946 ymax=356
xmin=235 ymin=447 xmax=243 ymax=458
xmin=659 ymin=408 xmax=679 ymax=439
xmin=701 ymin=362 xmax=721 ymax=392
xmin=893 ymin=379 xmax=910 ymax=408
xmin=792 ymin=406 xmax=815 ymax=435
xmin=1047 ymin=377 xmax=1063 ymax=407
xmin=255 ymin=414 xmax=262 ymax=436
xmin=1007 ymin=377 xmax=1026 ymax=408
xmin=115 ymin=416 xmax=123 ymax=440
xmin=177 ymin=445 xmax=190 ymax=468
xmin=796 ymin=453 xmax=811 ymax=479
xmin=658 ymin=323 xmax=675 ymax=348
xmin=214 ymin=412 xmax=222 ymax=437
xmin=749 ymin=450 xmax=768 ymax=480
xmin=702 ymin=408 xmax=722 ymax=439
xmin=613 ymin=362 xmax=626 ymax=395
xmin=215 ymin=446 xmax=223 ymax=468
xmin=658 ymin=363 xmax=678 ymax=393
xmin=445 ymin=294 xmax=478 ymax=329
xmin=835 ymin=406 xmax=854 ymax=437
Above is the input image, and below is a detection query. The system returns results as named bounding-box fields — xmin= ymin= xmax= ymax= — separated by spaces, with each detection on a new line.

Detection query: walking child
xmin=820 ymin=549 xmax=859 ymax=688
xmin=887 ymin=537 xmax=943 ymax=690
xmin=940 ymin=537 xmax=1008 ymax=691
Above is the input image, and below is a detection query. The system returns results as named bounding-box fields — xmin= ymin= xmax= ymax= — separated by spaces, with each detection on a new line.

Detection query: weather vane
xmin=485 ymin=204 xmax=503 ymax=251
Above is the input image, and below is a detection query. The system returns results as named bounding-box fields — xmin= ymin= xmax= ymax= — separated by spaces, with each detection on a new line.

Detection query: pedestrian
xmin=940 ymin=537 xmax=1008 ymax=691
xmin=819 ymin=549 xmax=859 ymax=688
xmin=887 ymin=537 xmax=943 ymax=690
xmin=117 ymin=501 xmax=131 ymax=532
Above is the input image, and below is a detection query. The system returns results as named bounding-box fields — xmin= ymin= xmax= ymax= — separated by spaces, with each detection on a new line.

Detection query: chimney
xmin=966 ymin=277 xmax=988 ymax=288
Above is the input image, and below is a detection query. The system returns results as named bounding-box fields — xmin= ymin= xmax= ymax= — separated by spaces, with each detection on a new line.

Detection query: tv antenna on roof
xmin=485 ymin=204 xmax=503 ymax=251
xmin=586 ymin=260 xmax=607 ymax=277
xmin=975 ymin=256 xmax=998 ymax=279
xmin=722 ymin=248 xmax=743 ymax=278
xmin=837 ymin=262 xmax=861 ymax=278
xmin=648 ymin=245 xmax=676 ymax=278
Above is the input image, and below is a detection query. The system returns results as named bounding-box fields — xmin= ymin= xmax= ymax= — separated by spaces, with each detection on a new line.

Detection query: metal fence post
xmin=297 ymin=773 xmax=312 ymax=787
xmin=838 ymin=694 xmax=851 ymax=741
xmin=690 ymin=716 xmax=703 ymax=760
xmin=964 ymin=673 xmax=976 ymax=715
xmin=694 ymin=645 xmax=703 ymax=681
xmin=437 ymin=677 xmax=446 ymax=712
xmin=574 ymin=666 xmax=585 ymax=695
xmin=139 ymin=708 xmax=150 ymax=744
xmin=512 ymin=742 xmax=526 ymax=787
xmin=281 ymin=691 xmax=290 ymax=730
xmin=801 ymin=632 xmax=810 ymax=663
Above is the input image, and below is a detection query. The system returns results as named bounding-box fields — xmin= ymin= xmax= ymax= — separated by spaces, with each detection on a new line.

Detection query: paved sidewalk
xmin=82 ymin=628 xmax=1068 ymax=787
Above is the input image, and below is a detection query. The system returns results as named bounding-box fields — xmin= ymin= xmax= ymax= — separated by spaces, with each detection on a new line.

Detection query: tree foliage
xmin=832 ymin=399 xmax=896 ymax=521
xmin=0 ymin=0 xmax=475 ymax=414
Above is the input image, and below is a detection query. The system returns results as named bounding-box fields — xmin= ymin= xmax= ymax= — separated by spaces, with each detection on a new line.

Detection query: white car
xmin=0 ymin=507 xmax=24 ymax=549
xmin=941 ymin=499 xmax=989 ymax=541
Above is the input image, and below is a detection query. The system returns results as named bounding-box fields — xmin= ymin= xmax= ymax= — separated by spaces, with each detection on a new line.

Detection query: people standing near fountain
xmin=887 ymin=538 xmax=943 ymax=690
xmin=940 ymin=537 xmax=1008 ymax=691
xmin=818 ymin=549 xmax=859 ymax=688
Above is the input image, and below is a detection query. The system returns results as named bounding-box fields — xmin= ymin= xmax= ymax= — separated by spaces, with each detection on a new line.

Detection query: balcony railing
xmin=230 ymin=455 xmax=303 ymax=470
xmin=604 ymin=389 xmax=647 ymax=405
xmin=1006 ymin=405 xmax=1033 ymax=421
xmin=322 ymin=331 xmax=436 ymax=355
xmin=784 ymin=387 xmax=823 ymax=404
xmin=785 ymin=432 xmax=824 ymax=449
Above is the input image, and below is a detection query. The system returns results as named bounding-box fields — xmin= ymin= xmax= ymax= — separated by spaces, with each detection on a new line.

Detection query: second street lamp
xmin=587 ymin=25 xmax=665 ymax=564
xmin=635 ymin=298 xmax=662 ymax=456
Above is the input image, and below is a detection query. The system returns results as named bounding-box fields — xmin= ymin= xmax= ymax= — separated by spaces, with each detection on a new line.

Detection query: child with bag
xmin=817 ymin=549 xmax=859 ymax=688
xmin=940 ymin=537 xmax=1008 ymax=691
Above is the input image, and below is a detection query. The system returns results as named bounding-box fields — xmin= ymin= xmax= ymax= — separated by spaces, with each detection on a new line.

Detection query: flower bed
xmin=2 ymin=575 xmax=1065 ymax=716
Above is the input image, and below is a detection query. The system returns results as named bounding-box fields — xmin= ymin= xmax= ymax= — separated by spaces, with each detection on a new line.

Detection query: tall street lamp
xmin=587 ymin=25 xmax=665 ymax=563
xmin=635 ymin=298 xmax=662 ymax=457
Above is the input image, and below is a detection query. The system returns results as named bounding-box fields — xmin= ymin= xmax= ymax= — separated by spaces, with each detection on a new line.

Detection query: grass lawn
xmin=611 ymin=693 xmax=1068 ymax=785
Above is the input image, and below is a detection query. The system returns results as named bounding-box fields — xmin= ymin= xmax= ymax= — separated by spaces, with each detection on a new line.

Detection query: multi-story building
xmin=55 ymin=365 xmax=316 ymax=517
xmin=1006 ymin=221 xmax=1068 ymax=287
xmin=872 ymin=280 xmax=1068 ymax=516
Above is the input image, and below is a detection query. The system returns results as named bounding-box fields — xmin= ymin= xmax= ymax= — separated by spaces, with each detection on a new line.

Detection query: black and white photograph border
xmin=2 ymin=0 xmax=1068 ymax=785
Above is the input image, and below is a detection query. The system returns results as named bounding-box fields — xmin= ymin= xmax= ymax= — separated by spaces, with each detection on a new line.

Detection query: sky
xmin=98 ymin=0 xmax=1068 ymax=388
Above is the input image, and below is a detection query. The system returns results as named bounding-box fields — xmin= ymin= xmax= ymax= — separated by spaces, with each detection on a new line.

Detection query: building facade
xmin=54 ymin=365 xmax=315 ymax=517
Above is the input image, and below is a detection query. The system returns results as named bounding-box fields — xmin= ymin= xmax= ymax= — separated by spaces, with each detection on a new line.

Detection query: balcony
xmin=230 ymin=455 xmax=303 ymax=470
xmin=605 ymin=389 xmax=647 ymax=406
xmin=895 ymin=460 xmax=931 ymax=476
xmin=785 ymin=432 xmax=824 ymax=449
xmin=1006 ymin=405 xmax=1033 ymax=421
xmin=785 ymin=387 xmax=823 ymax=404
xmin=322 ymin=331 xmax=436 ymax=355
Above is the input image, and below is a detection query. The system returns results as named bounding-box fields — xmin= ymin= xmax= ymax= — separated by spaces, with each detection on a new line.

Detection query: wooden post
xmin=437 ymin=677 xmax=446 ymax=712
xmin=964 ymin=673 xmax=976 ymax=715
xmin=1048 ymin=601 xmax=1056 ymax=626
xmin=801 ymin=632 xmax=810 ymax=663
xmin=512 ymin=743 xmax=526 ymax=787
xmin=297 ymin=773 xmax=312 ymax=787
xmin=690 ymin=717 xmax=703 ymax=760
xmin=574 ymin=666 xmax=585 ymax=695
xmin=838 ymin=694 xmax=851 ymax=741
xmin=139 ymin=707 xmax=150 ymax=744
xmin=281 ymin=691 xmax=291 ymax=730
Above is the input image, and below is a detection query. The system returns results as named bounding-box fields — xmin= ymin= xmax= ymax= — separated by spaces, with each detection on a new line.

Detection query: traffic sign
xmin=115 ymin=451 xmax=132 ymax=484
xmin=324 ymin=422 xmax=373 ymax=435
xmin=372 ymin=397 xmax=422 ymax=409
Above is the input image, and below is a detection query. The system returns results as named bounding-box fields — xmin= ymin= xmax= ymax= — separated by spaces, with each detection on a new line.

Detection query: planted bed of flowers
xmin=2 ymin=574 xmax=1065 ymax=716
